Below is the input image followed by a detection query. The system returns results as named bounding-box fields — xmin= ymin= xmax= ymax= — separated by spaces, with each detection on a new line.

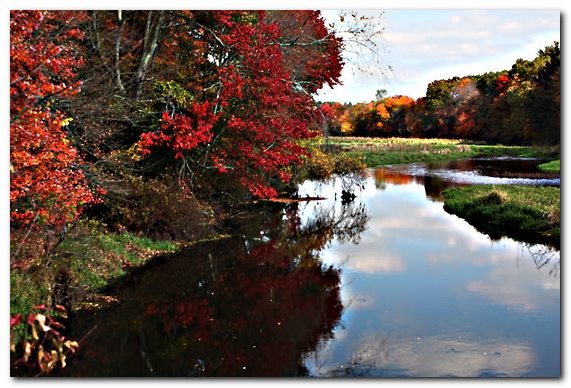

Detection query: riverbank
xmin=11 ymin=137 xmax=560 ymax=318
xmin=273 ymin=136 xmax=561 ymax=252
xmin=538 ymin=159 xmax=561 ymax=173
xmin=10 ymin=218 xmax=237 ymax=320
xmin=10 ymin=205 xmax=242 ymax=374
xmin=317 ymin=136 xmax=559 ymax=168
xmin=315 ymin=136 xmax=560 ymax=248
xmin=442 ymin=185 xmax=560 ymax=249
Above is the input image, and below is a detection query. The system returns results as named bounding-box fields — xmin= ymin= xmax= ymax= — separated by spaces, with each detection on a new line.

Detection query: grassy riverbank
xmin=314 ymin=136 xmax=560 ymax=248
xmin=318 ymin=136 xmax=558 ymax=167
xmin=538 ymin=159 xmax=561 ymax=173
xmin=9 ymin=216 xmax=235 ymax=322
xmin=10 ymin=221 xmax=178 ymax=320
xmin=442 ymin=185 xmax=560 ymax=248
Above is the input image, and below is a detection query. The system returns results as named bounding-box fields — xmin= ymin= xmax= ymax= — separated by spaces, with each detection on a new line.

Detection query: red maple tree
xmin=139 ymin=11 xmax=343 ymax=198
xmin=10 ymin=11 xmax=103 ymax=261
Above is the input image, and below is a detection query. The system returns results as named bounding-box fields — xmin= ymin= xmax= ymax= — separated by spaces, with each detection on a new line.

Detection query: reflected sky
xmin=307 ymin=332 xmax=537 ymax=377
xmin=297 ymin=171 xmax=560 ymax=377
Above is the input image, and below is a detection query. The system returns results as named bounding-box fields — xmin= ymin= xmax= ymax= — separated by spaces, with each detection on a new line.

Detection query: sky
xmin=316 ymin=9 xmax=561 ymax=103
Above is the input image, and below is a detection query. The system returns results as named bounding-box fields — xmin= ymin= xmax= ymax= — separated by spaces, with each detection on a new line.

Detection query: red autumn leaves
xmin=138 ymin=11 xmax=342 ymax=198
xmin=10 ymin=10 xmax=344 ymax=235
xmin=10 ymin=11 xmax=102 ymax=231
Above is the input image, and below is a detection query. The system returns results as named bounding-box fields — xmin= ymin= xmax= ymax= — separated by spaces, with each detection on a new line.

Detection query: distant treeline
xmin=320 ymin=42 xmax=559 ymax=146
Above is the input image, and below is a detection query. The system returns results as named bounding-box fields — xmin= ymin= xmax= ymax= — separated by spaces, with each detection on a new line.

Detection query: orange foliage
xmin=374 ymin=168 xmax=417 ymax=186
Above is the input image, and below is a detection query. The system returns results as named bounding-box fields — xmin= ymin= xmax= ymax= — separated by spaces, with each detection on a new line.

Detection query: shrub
xmin=334 ymin=153 xmax=367 ymax=175
xmin=97 ymin=174 xmax=218 ymax=242
xmin=302 ymin=147 xmax=335 ymax=180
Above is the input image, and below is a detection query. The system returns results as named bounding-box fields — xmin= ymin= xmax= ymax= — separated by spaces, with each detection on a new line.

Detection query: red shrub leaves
xmin=138 ymin=11 xmax=343 ymax=199
xmin=140 ymin=107 xmax=215 ymax=160
xmin=10 ymin=11 xmax=102 ymax=247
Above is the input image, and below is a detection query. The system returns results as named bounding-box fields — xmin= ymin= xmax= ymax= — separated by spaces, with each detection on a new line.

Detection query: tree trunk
xmin=136 ymin=10 xmax=165 ymax=98
xmin=114 ymin=10 xmax=126 ymax=94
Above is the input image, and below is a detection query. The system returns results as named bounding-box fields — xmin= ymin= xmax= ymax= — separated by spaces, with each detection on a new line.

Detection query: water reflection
xmin=297 ymin=165 xmax=560 ymax=377
xmin=61 ymin=196 xmax=370 ymax=376
xmin=522 ymin=243 xmax=560 ymax=277
xmin=375 ymin=157 xmax=560 ymax=195
xmin=58 ymin=158 xmax=559 ymax=377
xmin=312 ymin=333 xmax=536 ymax=377
xmin=374 ymin=157 xmax=559 ymax=203
xmin=374 ymin=167 xmax=453 ymax=201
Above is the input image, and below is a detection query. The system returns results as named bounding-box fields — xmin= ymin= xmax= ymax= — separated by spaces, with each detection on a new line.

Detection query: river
xmin=58 ymin=157 xmax=560 ymax=377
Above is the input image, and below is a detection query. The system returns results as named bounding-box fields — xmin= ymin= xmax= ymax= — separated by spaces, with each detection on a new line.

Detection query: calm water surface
xmin=58 ymin=158 xmax=559 ymax=377
xmin=296 ymin=163 xmax=560 ymax=377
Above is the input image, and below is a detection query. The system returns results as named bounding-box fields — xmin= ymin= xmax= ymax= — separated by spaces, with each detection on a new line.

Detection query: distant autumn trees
xmin=322 ymin=41 xmax=560 ymax=146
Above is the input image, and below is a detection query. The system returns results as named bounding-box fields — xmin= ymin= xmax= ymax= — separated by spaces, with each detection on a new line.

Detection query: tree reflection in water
xmin=519 ymin=243 xmax=560 ymax=278
xmin=60 ymin=195 xmax=370 ymax=377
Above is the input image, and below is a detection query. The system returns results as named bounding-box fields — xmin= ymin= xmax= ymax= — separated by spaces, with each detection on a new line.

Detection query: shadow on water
xmin=55 ymin=198 xmax=370 ymax=377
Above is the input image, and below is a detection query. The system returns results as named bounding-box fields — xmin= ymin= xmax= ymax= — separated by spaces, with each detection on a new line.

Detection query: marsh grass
xmin=442 ymin=185 xmax=560 ymax=248
xmin=316 ymin=136 xmax=545 ymax=167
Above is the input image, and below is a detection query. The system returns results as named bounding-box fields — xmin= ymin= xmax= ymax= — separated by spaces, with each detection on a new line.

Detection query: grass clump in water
xmin=442 ymin=185 xmax=560 ymax=248
xmin=537 ymin=159 xmax=560 ymax=173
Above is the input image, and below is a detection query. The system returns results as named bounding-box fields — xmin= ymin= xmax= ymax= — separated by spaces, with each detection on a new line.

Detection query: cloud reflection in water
xmin=298 ymin=171 xmax=560 ymax=377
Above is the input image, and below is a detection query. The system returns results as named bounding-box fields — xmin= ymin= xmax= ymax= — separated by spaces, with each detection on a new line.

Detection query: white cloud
xmin=317 ymin=9 xmax=560 ymax=102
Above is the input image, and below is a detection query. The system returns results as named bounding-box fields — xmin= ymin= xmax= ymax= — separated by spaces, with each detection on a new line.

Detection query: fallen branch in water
xmin=259 ymin=196 xmax=326 ymax=203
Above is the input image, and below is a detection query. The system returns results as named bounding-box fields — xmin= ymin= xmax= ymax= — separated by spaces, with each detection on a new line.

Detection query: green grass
xmin=98 ymin=233 xmax=178 ymax=265
xmin=67 ymin=229 xmax=179 ymax=296
xmin=537 ymin=159 xmax=560 ymax=173
xmin=316 ymin=136 xmax=548 ymax=168
xmin=442 ymin=185 xmax=560 ymax=248
xmin=10 ymin=271 xmax=51 ymax=323
xmin=10 ymin=222 xmax=180 ymax=320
